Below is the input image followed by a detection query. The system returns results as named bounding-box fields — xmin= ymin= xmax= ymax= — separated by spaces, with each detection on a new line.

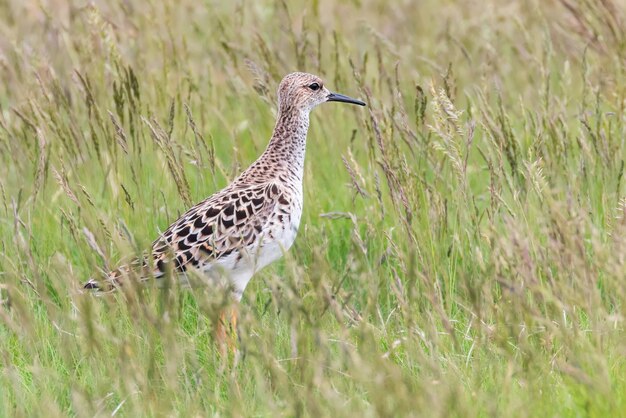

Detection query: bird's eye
xmin=308 ymin=83 xmax=321 ymax=91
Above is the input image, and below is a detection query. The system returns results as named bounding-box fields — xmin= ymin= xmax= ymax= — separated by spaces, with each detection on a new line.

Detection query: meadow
xmin=1 ymin=0 xmax=625 ymax=416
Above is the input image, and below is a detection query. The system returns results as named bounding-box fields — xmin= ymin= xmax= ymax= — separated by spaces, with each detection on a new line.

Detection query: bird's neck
xmin=244 ymin=108 xmax=310 ymax=184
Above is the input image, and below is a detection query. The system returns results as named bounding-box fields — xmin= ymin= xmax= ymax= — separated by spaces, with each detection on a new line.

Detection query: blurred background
xmin=0 ymin=0 xmax=625 ymax=416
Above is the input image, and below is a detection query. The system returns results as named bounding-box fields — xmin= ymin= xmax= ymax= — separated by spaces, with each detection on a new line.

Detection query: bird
xmin=84 ymin=72 xmax=366 ymax=348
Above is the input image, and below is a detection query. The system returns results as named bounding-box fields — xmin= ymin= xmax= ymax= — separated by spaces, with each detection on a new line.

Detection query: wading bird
xmin=85 ymin=72 xmax=366 ymax=349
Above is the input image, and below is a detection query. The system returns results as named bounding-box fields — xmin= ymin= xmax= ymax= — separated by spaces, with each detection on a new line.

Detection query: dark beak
xmin=327 ymin=92 xmax=366 ymax=106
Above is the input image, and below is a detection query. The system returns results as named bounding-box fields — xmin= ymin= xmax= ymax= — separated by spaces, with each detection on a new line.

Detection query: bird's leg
xmin=215 ymin=304 xmax=239 ymax=356
xmin=216 ymin=310 xmax=227 ymax=353
xmin=229 ymin=305 xmax=238 ymax=350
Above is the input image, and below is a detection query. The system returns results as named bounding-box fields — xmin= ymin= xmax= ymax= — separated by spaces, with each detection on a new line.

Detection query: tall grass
xmin=1 ymin=0 xmax=625 ymax=416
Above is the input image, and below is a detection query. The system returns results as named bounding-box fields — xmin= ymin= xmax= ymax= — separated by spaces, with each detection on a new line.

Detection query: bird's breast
xmin=254 ymin=191 xmax=303 ymax=270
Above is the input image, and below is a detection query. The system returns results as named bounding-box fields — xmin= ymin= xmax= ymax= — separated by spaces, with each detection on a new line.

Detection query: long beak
xmin=327 ymin=92 xmax=366 ymax=106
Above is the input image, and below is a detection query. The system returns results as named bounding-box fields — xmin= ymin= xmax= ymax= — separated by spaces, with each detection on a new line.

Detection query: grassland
xmin=1 ymin=0 xmax=626 ymax=416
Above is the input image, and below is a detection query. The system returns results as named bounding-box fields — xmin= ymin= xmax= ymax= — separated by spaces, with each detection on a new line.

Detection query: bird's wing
xmin=84 ymin=181 xmax=287 ymax=290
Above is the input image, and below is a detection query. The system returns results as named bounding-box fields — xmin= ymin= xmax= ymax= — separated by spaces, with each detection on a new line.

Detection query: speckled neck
xmin=238 ymin=108 xmax=309 ymax=185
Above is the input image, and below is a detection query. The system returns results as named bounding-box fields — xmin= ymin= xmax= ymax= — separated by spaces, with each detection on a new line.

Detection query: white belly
xmin=254 ymin=198 xmax=302 ymax=271
xmin=207 ymin=198 xmax=303 ymax=299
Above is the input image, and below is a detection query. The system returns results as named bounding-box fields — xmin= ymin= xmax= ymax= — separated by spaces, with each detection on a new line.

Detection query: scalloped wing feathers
xmin=87 ymin=181 xmax=292 ymax=291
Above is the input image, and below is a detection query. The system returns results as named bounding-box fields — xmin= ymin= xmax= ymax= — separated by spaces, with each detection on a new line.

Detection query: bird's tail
xmin=82 ymin=267 xmax=127 ymax=292
xmin=83 ymin=258 xmax=157 ymax=292
xmin=82 ymin=275 xmax=120 ymax=292
xmin=83 ymin=278 xmax=102 ymax=290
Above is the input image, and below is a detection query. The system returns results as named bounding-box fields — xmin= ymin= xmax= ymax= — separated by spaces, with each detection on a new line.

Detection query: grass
xmin=1 ymin=0 xmax=626 ymax=416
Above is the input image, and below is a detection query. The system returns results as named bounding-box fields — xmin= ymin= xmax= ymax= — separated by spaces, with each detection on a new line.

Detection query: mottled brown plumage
xmin=84 ymin=72 xmax=365 ymax=302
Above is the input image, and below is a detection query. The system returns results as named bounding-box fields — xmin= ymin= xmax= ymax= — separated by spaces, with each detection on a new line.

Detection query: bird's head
xmin=277 ymin=72 xmax=366 ymax=114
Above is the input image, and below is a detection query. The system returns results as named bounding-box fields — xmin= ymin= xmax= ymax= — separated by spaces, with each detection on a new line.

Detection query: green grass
xmin=1 ymin=0 xmax=626 ymax=416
